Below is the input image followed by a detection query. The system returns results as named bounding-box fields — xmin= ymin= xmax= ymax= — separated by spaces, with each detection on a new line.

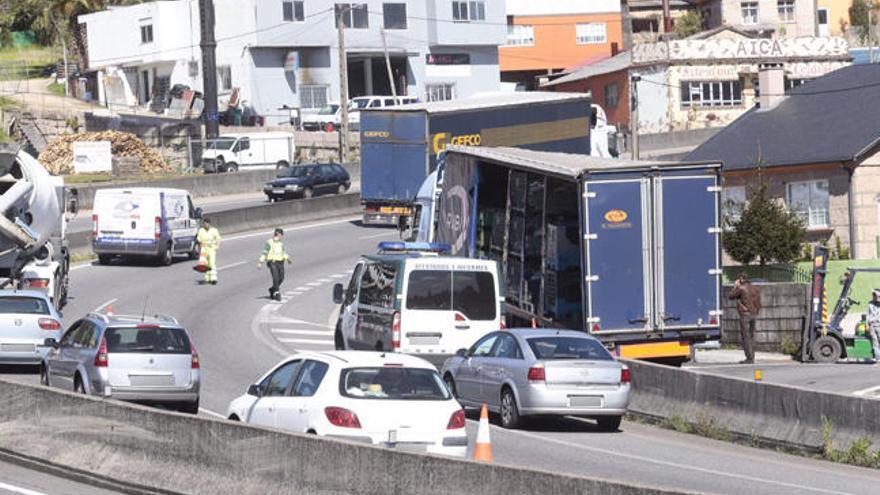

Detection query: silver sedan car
xmin=441 ymin=329 xmax=630 ymax=430
xmin=0 ymin=290 xmax=63 ymax=365
xmin=41 ymin=312 xmax=201 ymax=414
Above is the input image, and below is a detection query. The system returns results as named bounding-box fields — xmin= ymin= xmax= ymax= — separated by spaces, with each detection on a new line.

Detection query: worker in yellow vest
xmin=258 ymin=228 xmax=291 ymax=300
xmin=196 ymin=218 xmax=222 ymax=285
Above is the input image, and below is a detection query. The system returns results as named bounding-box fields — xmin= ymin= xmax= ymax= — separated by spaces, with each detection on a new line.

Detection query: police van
xmin=92 ymin=188 xmax=202 ymax=266
xmin=332 ymin=242 xmax=503 ymax=362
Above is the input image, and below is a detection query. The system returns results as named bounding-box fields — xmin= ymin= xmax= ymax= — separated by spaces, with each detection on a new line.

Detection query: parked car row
xmin=301 ymin=95 xmax=420 ymax=132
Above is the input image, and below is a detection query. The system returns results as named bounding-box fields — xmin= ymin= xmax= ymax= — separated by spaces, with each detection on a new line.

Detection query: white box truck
xmin=201 ymin=132 xmax=295 ymax=173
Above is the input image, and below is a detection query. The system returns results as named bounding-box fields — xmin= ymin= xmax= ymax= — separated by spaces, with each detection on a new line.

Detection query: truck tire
xmin=811 ymin=336 xmax=842 ymax=363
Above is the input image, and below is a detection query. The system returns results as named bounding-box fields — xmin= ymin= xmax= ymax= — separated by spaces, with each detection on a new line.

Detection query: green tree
xmin=674 ymin=10 xmax=704 ymax=38
xmin=850 ymin=0 xmax=872 ymax=40
xmin=722 ymin=173 xmax=806 ymax=271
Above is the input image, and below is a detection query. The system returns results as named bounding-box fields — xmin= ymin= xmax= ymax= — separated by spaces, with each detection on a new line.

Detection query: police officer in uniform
xmin=258 ymin=228 xmax=291 ymax=300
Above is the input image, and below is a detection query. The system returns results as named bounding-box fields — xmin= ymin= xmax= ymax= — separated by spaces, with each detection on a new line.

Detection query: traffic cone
xmin=531 ymin=317 xmax=537 ymax=328
xmin=105 ymin=304 xmax=114 ymax=315
xmin=193 ymin=251 xmax=209 ymax=273
xmin=473 ymin=403 xmax=493 ymax=462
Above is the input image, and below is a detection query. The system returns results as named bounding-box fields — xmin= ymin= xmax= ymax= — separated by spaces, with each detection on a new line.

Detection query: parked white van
xmin=201 ymin=132 xmax=295 ymax=173
xmin=332 ymin=242 xmax=503 ymax=365
xmin=301 ymin=103 xmax=341 ymax=131
xmin=92 ymin=188 xmax=201 ymax=266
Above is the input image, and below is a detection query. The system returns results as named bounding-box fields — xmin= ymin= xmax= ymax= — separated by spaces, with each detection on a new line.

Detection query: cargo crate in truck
xmin=433 ymin=146 xmax=723 ymax=363
xmin=359 ymin=92 xmax=592 ymax=225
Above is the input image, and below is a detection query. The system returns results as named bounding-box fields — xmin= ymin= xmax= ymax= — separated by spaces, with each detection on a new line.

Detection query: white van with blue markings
xmin=91 ymin=188 xmax=202 ymax=266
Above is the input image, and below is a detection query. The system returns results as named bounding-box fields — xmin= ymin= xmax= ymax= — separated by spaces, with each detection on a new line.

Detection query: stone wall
xmin=722 ymin=282 xmax=809 ymax=352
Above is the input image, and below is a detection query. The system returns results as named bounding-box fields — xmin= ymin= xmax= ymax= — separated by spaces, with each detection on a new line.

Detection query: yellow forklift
xmin=801 ymin=246 xmax=878 ymax=363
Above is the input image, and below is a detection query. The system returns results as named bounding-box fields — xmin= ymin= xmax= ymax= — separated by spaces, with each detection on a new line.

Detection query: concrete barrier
xmin=626 ymin=359 xmax=880 ymax=452
xmin=0 ymin=379 xmax=694 ymax=495
xmin=68 ymin=193 xmax=362 ymax=256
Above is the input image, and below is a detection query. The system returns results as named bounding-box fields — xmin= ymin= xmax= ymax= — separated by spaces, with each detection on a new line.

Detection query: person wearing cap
xmin=867 ymin=289 xmax=880 ymax=359
xmin=258 ymin=228 xmax=291 ymax=301
xmin=196 ymin=218 xmax=222 ymax=285
xmin=728 ymin=272 xmax=762 ymax=364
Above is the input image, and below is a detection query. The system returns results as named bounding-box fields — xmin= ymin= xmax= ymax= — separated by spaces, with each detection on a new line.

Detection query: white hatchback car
xmin=227 ymin=351 xmax=467 ymax=457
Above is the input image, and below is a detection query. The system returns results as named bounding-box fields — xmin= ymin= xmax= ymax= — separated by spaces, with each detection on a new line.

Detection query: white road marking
xmin=306 ymin=281 xmax=323 ymax=287
xmin=92 ymin=298 xmax=118 ymax=313
xmin=293 ymin=286 xmax=311 ymax=292
xmin=853 ymin=384 xmax=880 ymax=397
xmin=359 ymin=232 xmax=395 ymax=240
xmin=271 ymin=329 xmax=332 ymax=336
xmin=218 ymin=261 xmax=248 ymax=271
xmin=278 ymin=337 xmax=334 ymax=344
xmin=500 ymin=428 xmax=856 ymax=495
xmin=331 ymin=273 xmax=347 ymax=279
xmin=0 ymin=481 xmax=47 ymax=495
xmin=199 ymin=407 xmax=226 ymax=419
xmin=267 ymin=318 xmax=330 ymax=328
xmin=317 ymin=278 xmax=333 ymax=283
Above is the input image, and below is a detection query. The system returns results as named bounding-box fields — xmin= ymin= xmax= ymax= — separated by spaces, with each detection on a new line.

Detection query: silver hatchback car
xmin=41 ymin=312 xmax=200 ymax=414
xmin=0 ymin=290 xmax=63 ymax=365
xmin=441 ymin=329 xmax=630 ymax=431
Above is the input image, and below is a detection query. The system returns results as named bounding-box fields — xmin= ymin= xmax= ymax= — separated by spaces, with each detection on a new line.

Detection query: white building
xmin=80 ymin=0 xmax=506 ymax=124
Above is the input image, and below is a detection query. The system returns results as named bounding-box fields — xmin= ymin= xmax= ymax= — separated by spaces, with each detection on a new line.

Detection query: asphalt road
xmin=0 ymin=459 xmax=121 ymax=495
xmin=688 ymin=362 xmax=880 ymax=398
xmin=2 ymin=219 xmax=880 ymax=494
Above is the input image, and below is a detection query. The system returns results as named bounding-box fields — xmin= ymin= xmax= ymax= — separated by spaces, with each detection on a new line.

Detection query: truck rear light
xmin=592 ymin=323 xmax=601 ymax=332
xmin=324 ymin=407 xmax=361 ymax=428
xmin=191 ymin=343 xmax=200 ymax=369
xmin=92 ymin=214 xmax=98 ymax=239
xmin=527 ymin=365 xmax=545 ymax=382
xmin=94 ymin=337 xmax=109 ymax=367
xmin=392 ymin=311 xmax=401 ymax=350
xmin=154 ymin=216 xmax=162 ymax=240
xmin=709 ymin=316 xmax=718 ymax=326
xmin=499 ymin=316 xmax=506 ymax=330
xmin=447 ymin=409 xmax=466 ymax=429
xmin=621 ymin=367 xmax=631 ymax=384
xmin=38 ymin=318 xmax=61 ymax=330
xmin=23 ymin=278 xmax=50 ymax=289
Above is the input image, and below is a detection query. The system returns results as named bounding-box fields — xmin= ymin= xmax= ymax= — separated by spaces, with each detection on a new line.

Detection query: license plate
xmin=273 ymin=189 xmax=285 ymax=194
xmin=0 ymin=343 xmax=35 ymax=353
xmin=129 ymin=374 xmax=175 ymax=387
xmin=568 ymin=395 xmax=603 ymax=408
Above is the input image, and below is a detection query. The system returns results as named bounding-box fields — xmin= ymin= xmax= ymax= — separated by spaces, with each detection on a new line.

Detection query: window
xmin=104 ymin=326 xmax=192 ymax=354
xmin=526 ymin=337 xmax=614 ymax=361
xmin=721 ymin=185 xmax=747 ymax=224
xmin=787 ymin=180 xmax=830 ymax=228
xmin=777 ymin=0 xmax=795 ymax=22
xmin=604 ymin=83 xmax=619 ymax=108
xmin=576 ymin=23 xmax=607 ymax=45
xmin=383 ymin=3 xmax=407 ymax=29
xmin=263 ymin=360 xmax=302 ymax=397
xmin=452 ymin=1 xmax=486 ymax=22
xmin=741 ymin=2 xmax=758 ymax=25
xmin=283 ymin=1 xmax=305 ymax=22
xmin=405 ymin=270 xmax=497 ymax=320
xmin=291 ymin=360 xmax=329 ymax=397
xmin=680 ymin=80 xmax=743 ymax=108
xmin=335 ymin=3 xmax=368 ymax=29
xmin=343 ymin=263 xmax=363 ymax=304
xmin=0 ymin=296 xmax=50 ymax=315
xmin=140 ymin=24 xmax=153 ymax=44
xmin=74 ymin=323 xmax=96 ymax=349
xmin=340 ymin=367 xmax=450 ymax=400
xmin=492 ymin=334 xmax=522 ymax=359
xmin=469 ymin=334 xmax=499 ymax=357
xmin=426 ymin=83 xmax=455 ymax=102
xmin=785 ymin=77 xmax=809 ymax=92
xmin=217 ymin=66 xmax=232 ymax=91
xmin=358 ymin=262 xmax=398 ymax=308
xmin=300 ymin=84 xmax=329 ymax=110
xmin=505 ymin=24 xmax=534 ymax=46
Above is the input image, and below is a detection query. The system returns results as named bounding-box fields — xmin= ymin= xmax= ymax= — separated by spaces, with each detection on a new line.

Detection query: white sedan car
xmin=227 ymin=351 xmax=468 ymax=457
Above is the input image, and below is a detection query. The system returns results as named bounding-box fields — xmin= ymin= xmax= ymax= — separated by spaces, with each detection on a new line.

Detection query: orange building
xmin=500 ymin=1 xmax=625 ymax=90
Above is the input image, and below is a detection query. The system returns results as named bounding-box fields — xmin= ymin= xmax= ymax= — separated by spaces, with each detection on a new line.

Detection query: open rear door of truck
xmin=654 ymin=172 xmax=721 ymax=332
xmin=583 ymin=177 xmax=653 ymax=334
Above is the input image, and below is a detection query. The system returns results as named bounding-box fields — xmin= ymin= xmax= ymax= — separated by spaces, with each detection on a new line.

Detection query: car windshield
xmin=105 ymin=326 xmax=191 ymax=354
xmin=527 ymin=336 xmax=613 ymax=361
xmin=207 ymin=137 xmax=236 ymax=150
xmin=278 ymin=166 xmax=308 ymax=178
xmin=0 ymin=296 xmax=49 ymax=315
xmin=340 ymin=367 xmax=451 ymax=401
xmin=318 ymin=104 xmax=339 ymax=115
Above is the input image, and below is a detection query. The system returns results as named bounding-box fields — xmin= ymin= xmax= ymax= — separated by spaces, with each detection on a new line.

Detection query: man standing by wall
xmin=258 ymin=228 xmax=291 ymax=301
xmin=728 ymin=272 xmax=762 ymax=364
xmin=196 ymin=218 xmax=222 ymax=285
xmin=867 ymin=289 xmax=880 ymax=360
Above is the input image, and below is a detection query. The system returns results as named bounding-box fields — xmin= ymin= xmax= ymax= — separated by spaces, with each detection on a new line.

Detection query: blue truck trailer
xmin=432 ymin=146 xmax=723 ymax=363
xmin=359 ymin=92 xmax=594 ymax=225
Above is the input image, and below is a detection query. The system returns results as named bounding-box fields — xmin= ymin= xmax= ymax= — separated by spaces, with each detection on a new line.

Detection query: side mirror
xmin=332 ymin=283 xmax=344 ymax=304
xmin=455 ymin=348 xmax=468 ymax=358
xmin=44 ymin=338 xmax=58 ymax=348
xmin=247 ymin=384 xmax=263 ymax=397
xmin=194 ymin=207 xmax=203 ymax=219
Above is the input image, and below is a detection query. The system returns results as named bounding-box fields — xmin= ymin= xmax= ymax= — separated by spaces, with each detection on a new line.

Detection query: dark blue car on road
xmin=264 ymin=163 xmax=350 ymax=201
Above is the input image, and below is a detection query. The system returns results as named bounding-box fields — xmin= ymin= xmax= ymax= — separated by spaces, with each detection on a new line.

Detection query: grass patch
xmin=779 ymin=336 xmax=800 ymax=356
xmin=62 ymin=171 xmax=197 ymax=185
xmin=822 ymin=416 xmax=880 ymax=468
xmin=63 ymin=173 xmax=113 ymax=184
xmin=70 ymin=253 xmax=96 ymax=264
xmin=0 ymin=45 xmax=61 ymax=78
xmin=48 ymin=82 xmax=65 ymax=96
xmin=0 ymin=95 xmax=17 ymax=108
xmin=660 ymin=414 xmax=731 ymax=442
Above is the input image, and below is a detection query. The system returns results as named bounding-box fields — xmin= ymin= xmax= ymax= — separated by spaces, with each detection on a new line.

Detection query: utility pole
xmin=662 ymin=0 xmax=672 ymax=34
xmin=630 ymin=73 xmax=640 ymax=160
xmin=337 ymin=7 xmax=350 ymax=163
xmin=869 ymin=2 xmax=876 ymax=63
xmin=199 ymin=0 xmax=220 ymax=139
xmin=381 ymin=30 xmax=398 ymax=99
